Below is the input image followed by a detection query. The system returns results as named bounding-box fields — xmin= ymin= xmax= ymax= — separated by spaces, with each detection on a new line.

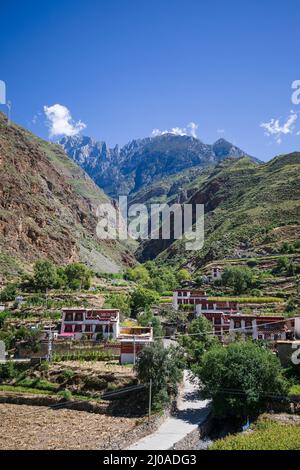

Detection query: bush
xmin=0 ymin=361 xmax=16 ymax=380
xmin=0 ymin=283 xmax=17 ymax=302
xmin=57 ymin=389 xmax=73 ymax=400
xmin=64 ymin=263 xmax=92 ymax=290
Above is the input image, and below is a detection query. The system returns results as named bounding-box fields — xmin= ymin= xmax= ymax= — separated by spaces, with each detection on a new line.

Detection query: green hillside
xmin=139 ymin=154 xmax=300 ymax=269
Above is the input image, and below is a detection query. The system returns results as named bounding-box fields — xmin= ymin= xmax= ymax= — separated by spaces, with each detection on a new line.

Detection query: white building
xmin=60 ymin=308 xmax=120 ymax=340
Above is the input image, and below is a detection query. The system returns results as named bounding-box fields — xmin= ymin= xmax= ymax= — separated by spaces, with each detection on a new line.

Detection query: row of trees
xmin=32 ymin=260 xmax=92 ymax=291
xmin=0 ymin=260 xmax=93 ymax=304
xmin=126 ymin=262 xmax=190 ymax=294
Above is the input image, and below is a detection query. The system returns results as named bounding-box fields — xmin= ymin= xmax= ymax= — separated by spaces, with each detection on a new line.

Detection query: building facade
xmin=118 ymin=326 xmax=153 ymax=364
xmin=173 ymin=289 xmax=239 ymax=314
xmin=60 ymin=308 xmax=120 ymax=340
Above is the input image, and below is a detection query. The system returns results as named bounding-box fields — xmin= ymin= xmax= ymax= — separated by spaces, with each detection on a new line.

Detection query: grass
xmin=0 ymin=384 xmax=53 ymax=395
xmin=0 ymin=384 xmax=102 ymax=402
xmin=210 ymin=418 xmax=300 ymax=450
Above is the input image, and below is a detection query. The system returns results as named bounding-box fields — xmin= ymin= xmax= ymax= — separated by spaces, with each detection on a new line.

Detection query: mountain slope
xmin=60 ymin=134 xmax=253 ymax=198
xmin=137 ymin=154 xmax=300 ymax=268
xmin=0 ymin=113 xmax=135 ymax=279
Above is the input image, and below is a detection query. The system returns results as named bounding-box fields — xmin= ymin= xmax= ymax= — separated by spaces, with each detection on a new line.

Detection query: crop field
xmin=0 ymin=403 xmax=138 ymax=450
xmin=210 ymin=415 xmax=300 ymax=450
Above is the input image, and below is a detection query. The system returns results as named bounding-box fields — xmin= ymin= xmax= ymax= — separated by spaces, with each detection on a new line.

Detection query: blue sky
xmin=1 ymin=0 xmax=300 ymax=160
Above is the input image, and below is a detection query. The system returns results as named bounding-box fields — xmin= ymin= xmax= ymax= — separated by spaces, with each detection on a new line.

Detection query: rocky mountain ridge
xmin=60 ymin=133 xmax=255 ymax=198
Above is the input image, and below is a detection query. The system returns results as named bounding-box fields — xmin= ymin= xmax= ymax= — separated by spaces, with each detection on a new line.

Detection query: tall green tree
xmin=222 ymin=266 xmax=253 ymax=294
xmin=138 ymin=307 xmax=163 ymax=338
xmin=64 ymin=263 xmax=91 ymax=290
xmin=130 ymin=287 xmax=160 ymax=317
xmin=136 ymin=342 xmax=185 ymax=410
xmin=33 ymin=259 xmax=57 ymax=292
xmin=179 ymin=316 xmax=218 ymax=368
xmin=195 ymin=341 xmax=289 ymax=419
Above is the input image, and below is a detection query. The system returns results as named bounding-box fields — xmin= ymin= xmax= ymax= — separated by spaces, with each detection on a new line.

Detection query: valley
xmin=0 ymin=115 xmax=300 ymax=451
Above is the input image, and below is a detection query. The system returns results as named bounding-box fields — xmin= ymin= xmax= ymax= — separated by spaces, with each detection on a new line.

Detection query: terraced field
xmin=0 ymin=403 xmax=138 ymax=450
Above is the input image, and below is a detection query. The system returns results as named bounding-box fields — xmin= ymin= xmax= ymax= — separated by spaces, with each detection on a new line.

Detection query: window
xmin=75 ymin=313 xmax=83 ymax=322
xmin=234 ymin=321 xmax=241 ymax=329
xmin=65 ymin=313 xmax=73 ymax=322
xmin=85 ymin=324 xmax=92 ymax=332
xmin=64 ymin=324 xmax=73 ymax=333
xmin=74 ymin=324 xmax=82 ymax=332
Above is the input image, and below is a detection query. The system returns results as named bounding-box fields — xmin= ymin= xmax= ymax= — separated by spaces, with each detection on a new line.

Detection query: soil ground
xmin=0 ymin=403 xmax=138 ymax=450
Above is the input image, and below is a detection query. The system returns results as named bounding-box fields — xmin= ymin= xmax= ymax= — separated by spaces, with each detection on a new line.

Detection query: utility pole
xmin=45 ymin=288 xmax=53 ymax=361
xmin=148 ymin=379 xmax=152 ymax=424
xmin=47 ymin=326 xmax=53 ymax=361
xmin=133 ymin=335 xmax=136 ymax=366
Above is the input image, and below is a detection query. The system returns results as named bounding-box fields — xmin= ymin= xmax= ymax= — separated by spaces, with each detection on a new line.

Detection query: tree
xmin=179 ymin=316 xmax=218 ymax=368
xmin=126 ymin=266 xmax=150 ymax=284
xmin=142 ymin=262 xmax=178 ymax=293
xmin=176 ymin=269 xmax=191 ymax=283
xmin=130 ymin=287 xmax=160 ymax=317
xmin=33 ymin=259 xmax=57 ymax=292
xmin=64 ymin=263 xmax=91 ymax=290
xmin=136 ymin=342 xmax=185 ymax=410
xmin=222 ymin=266 xmax=253 ymax=294
xmin=285 ymin=298 xmax=297 ymax=313
xmin=195 ymin=341 xmax=289 ymax=420
xmin=15 ymin=327 xmax=42 ymax=353
xmin=138 ymin=308 xmax=163 ymax=338
xmin=105 ymin=293 xmax=130 ymax=317
xmin=0 ymin=283 xmax=17 ymax=302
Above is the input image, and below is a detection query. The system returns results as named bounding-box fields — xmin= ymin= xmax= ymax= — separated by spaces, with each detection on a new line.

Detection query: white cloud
xmin=152 ymin=122 xmax=198 ymax=138
xmin=260 ymin=110 xmax=298 ymax=144
xmin=44 ymin=104 xmax=86 ymax=138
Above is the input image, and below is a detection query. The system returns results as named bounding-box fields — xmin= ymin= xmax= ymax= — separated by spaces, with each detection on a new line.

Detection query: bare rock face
xmin=60 ymin=133 xmax=253 ymax=198
xmin=0 ymin=113 xmax=135 ymax=275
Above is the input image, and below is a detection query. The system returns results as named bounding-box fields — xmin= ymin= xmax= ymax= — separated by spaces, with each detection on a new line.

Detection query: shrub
xmin=0 ymin=283 xmax=17 ymax=302
xmin=57 ymin=389 xmax=73 ymax=400
xmin=222 ymin=267 xmax=254 ymax=294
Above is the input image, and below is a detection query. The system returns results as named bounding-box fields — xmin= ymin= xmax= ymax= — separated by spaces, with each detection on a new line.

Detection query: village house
xmin=60 ymin=308 xmax=120 ymax=341
xmin=59 ymin=309 xmax=153 ymax=364
xmin=173 ymin=289 xmax=239 ymax=314
xmin=229 ymin=314 xmax=293 ymax=341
